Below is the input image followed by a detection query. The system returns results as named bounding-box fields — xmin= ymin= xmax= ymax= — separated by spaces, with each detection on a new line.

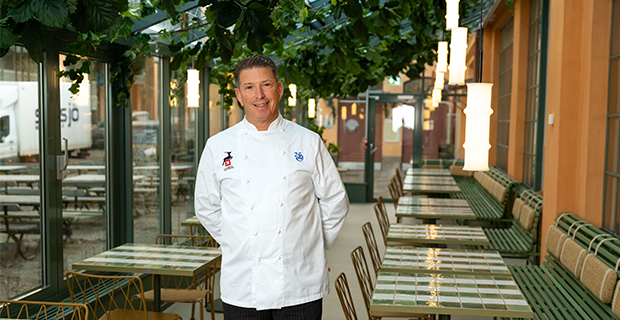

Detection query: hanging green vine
xmin=0 ymin=0 xmax=478 ymax=110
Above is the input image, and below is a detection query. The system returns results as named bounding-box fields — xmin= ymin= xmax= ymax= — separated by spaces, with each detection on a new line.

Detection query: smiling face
xmin=234 ymin=67 xmax=283 ymax=131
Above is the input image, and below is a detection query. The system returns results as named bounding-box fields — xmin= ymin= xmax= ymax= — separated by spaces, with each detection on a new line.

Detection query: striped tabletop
xmin=72 ymin=243 xmax=221 ymax=277
xmin=381 ymin=247 xmax=510 ymax=276
xmin=386 ymin=224 xmax=490 ymax=246
xmin=398 ymin=198 xmax=470 ymax=207
xmin=395 ymin=205 xmax=476 ymax=220
xmin=406 ymin=168 xmax=452 ymax=177
xmin=403 ymin=184 xmax=461 ymax=194
xmin=370 ymin=272 xmax=533 ymax=318
xmin=403 ymin=176 xmax=457 ymax=186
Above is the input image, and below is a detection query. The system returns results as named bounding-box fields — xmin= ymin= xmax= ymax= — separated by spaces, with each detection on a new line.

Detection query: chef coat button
xmin=279 ymin=202 xmax=283 ymax=207
xmin=282 ymin=150 xmax=286 ymax=155
xmin=278 ymin=256 xmax=282 ymax=260
xmin=280 ymin=129 xmax=284 ymax=132
xmin=257 ymin=258 xmax=261 ymax=262
xmin=254 ymin=232 xmax=258 ymax=236
xmin=249 ymin=205 xmax=254 ymax=210
xmin=282 ymin=175 xmax=286 ymax=180
xmin=278 ymin=230 xmax=281 ymax=234
xmin=244 ymin=132 xmax=248 ymax=136
xmin=245 ymin=179 xmax=250 ymax=184
xmin=244 ymin=155 xmax=248 ymax=159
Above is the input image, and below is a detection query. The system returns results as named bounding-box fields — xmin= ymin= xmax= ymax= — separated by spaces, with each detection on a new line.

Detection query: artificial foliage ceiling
xmin=0 ymin=0 xmax=478 ymax=109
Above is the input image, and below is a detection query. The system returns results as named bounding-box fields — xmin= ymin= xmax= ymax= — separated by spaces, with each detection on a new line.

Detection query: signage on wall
xmin=388 ymin=76 xmax=402 ymax=85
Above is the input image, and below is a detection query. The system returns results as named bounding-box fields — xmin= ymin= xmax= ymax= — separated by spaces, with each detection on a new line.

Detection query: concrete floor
xmin=165 ymin=202 xmax=523 ymax=319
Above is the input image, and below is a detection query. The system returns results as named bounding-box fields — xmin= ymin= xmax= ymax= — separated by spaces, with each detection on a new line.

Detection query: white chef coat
xmin=194 ymin=114 xmax=349 ymax=310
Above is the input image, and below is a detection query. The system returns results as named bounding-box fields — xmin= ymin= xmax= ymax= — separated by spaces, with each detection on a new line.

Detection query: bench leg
xmin=9 ymin=231 xmax=34 ymax=260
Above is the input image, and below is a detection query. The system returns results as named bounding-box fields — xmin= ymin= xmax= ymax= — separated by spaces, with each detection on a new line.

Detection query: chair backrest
xmin=334 ymin=273 xmax=358 ymax=320
xmin=392 ymin=173 xmax=403 ymax=193
xmin=189 ymin=222 xmax=209 ymax=236
xmin=362 ymin=222 xmax=381 ymax=277
xmin=351 ymin=246 xmax=374 ymax=320
xmin=387 ymin=182 xmax=399 ymax=207
xmin=66 ymin=272 xmax=150 ymax=320
xmin=155 ymin=234 xmax=219 ymax=291
xmin=0 ymin=300 xmax=88 ymax=320
xmin=373 ymin=203 xmax=389 ymax=243
xmin=395 ymin=167 xmax=404 ymax=188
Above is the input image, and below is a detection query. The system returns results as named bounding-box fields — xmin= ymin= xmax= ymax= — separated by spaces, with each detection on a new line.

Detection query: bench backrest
xmin=472 ymin=167 xmax=518 ymax=211
xmin=510 ymin=189 xmax=543 ymax=239
xmin=545 ymin=213 xmax=620 ymax=316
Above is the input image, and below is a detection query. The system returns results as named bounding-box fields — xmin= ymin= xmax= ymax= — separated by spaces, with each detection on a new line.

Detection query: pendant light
xmin=446 ymin=0 xmax=460 ymax=30
xmin=437 ymin=41 xmax=449 ymax=73
xmin=448 ymin=27 xmax=468 ymax=85
xmin=187 ymin=69 xmax=200 ymax=108
xmin=434 ymin=72 xmax=445 ymax=90
xmin=308 ymin=98 xmax=316 ymax=118
xmin=432 ymin=88 xmax=442 ymax=105
xmin=463 ymin=83 xmax=493 ymax=171
xmin=288 ymin=84 xmax=297 ymax=107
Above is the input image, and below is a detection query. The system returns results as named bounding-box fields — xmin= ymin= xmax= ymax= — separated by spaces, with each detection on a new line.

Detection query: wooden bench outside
xmin=472 ymin=189 xmax=543 ymax=264
xmin=450 ymin=167 xmax=518 ymax=221
xmin=506 ymin=213 xmax=620 ymax=320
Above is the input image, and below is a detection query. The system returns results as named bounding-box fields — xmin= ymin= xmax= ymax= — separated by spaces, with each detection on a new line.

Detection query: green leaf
xmin=161 ymin=0 xmax=177 ymax=16
xmin=216 ymin=1 xmax=240 ymax=28
xmin=7 ymin=0 xmax=35 ymax=23
xmin=168 ymin=40 xmax=185 ymax=53
xmin=0 ymin=26 xmax=20 ymax=49
xmin=31 ymin=0 xmax=71 ymax=28
xmin=342 ymin=0 xmax=362 ymax=19
xmin=70 ymin=0 xmax=123 ymax=33
xmin=19 ymin=20 xmax=45 ymax=63
xmin=351 ymin=19 xmax=368 ymax=41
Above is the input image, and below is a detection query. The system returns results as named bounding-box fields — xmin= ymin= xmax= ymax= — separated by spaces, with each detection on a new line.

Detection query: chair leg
xmin=190 ymin=301 xmax=196 ymax=320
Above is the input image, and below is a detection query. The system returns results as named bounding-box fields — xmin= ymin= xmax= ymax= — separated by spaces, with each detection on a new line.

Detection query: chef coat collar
xmin=242 ymin=113 xmax=285 ymax=132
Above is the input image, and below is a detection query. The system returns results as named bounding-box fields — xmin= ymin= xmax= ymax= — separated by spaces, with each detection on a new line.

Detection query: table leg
xmin=438 ymin=314 xmax=450 ymax=320
xmin=153 ymin=274 xmax=161 ymax=312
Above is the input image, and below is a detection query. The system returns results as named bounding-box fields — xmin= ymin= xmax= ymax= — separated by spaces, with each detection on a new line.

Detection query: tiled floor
xmin=165 ymin=202 xmax=525 ymax=319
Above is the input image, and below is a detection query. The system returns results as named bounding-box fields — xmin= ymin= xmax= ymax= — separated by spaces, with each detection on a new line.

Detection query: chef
xmin=195 ymin=54 xmax=349 ymax=319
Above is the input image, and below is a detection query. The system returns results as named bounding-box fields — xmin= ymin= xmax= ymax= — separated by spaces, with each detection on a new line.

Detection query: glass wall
xmin=523 ymin=0 xmax=546 ymax=188
xmin=603 ymin=0 xmax=620 ymax=233
xmin=131 ymin=56 xmax=161 ymax=244
xmin=0 ymin=45 xmax=42 ymax=300
xmin=171 ymin=78 xmax=197 ymax=235
xmin=497 ymin=17 xmax=514 ymax=171
xmin=59 ymin=54 xmax=107 ymax=277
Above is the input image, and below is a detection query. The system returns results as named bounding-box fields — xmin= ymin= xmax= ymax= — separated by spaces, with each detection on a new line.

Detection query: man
xmin=194 ymin=54 xmax=349 ymax=319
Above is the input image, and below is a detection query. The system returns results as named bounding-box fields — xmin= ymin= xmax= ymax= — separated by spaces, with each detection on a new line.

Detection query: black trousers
xmin=222 ymin=299 xmax=322 ymax=320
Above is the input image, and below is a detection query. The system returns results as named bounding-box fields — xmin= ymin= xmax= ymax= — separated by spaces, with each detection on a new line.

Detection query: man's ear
xmin=234 ymin=88 xmax=243 ymax=107
xmin=277 ymin=81 xmax=284 ymax=100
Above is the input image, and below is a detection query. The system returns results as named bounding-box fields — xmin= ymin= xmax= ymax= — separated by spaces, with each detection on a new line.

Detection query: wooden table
xmin=181 ymin=216 xmax=199 ymax=226
xmin=406 ymin=168 xmax=452 ymax=177
xmin=0 ymin=165 xmax=28 ymax=172
xmin=370 ymin=272 xmax=533 ymax=319
xmin=380 ymin=247 xmax=510 ymax=276
xmin=386 ymin=224 xmax=490 ymax=246
xmin=72 ymin=243 xmax=221 ymax=312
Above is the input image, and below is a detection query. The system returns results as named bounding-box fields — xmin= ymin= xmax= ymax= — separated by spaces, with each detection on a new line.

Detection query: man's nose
xmin=255 ymin=86 xmax=265 ymax=99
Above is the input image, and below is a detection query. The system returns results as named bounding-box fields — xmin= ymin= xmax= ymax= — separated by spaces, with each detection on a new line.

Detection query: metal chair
xmin=0 ymin=300 xmax=88 ymax=320
xmin=66 ymin=272 xmax=182 ymax=320
xmin=373 ymin=203 xmax=389 ymax=244
xmin=137 ymin=235 xmax=219 ymax=320
xmin=334 ymin=273 xmax=358 ymax=320
xmin=189 ymin=222 xmax=209 ymax=236
xmin=361 ymin=222 xmax=382 ymax=277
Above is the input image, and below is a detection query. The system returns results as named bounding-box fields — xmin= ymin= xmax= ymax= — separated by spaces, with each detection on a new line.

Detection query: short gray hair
xmin=233 ymin=54 xmax=278 ymax=88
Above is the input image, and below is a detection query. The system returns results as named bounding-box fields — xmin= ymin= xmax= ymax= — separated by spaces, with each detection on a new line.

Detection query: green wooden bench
xmin=504 ymin=213 xmax=620 ymax=320
xmin=471 ymin=189 xmax=543 ymax=264
xmin=450 ymin=167 xmax=518 ymax=221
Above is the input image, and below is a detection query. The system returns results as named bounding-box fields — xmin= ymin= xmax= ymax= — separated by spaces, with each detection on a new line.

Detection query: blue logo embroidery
xmin=294 ymin=152 xmax=304 ymax=162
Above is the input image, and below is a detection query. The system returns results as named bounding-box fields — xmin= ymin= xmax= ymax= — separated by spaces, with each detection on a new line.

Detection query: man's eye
xmin=245 ymin=86 xmax=253 ymax=90
xmin=264 ymin=83 xmax=272 ymax=88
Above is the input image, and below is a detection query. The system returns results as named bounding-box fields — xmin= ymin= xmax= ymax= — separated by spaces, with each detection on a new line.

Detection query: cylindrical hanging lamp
xmin=288 ymin=84 xmax=297 ymax=107
xmin=463 ymin=83 xmax=493 ymax=171
xmin=308 ymin=98 xmax=316 ymax=118
xmin=187 ymin=69 xmax=200 ymax=108
xmin=437 ymin=41 xmax=449 ymax=73
xmin=432 ymin=88 xmax=442 ymax=105
xmin=448 ymin=27 xmax=468 ymax=85
xmin=445 ymin=0 xmax=460 ymax=30
xmin=434 ymin=72 xmax=445 ymax=91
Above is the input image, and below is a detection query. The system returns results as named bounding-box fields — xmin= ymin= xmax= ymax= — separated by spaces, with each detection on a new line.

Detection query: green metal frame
xmin=496 ymin=17 xmax=514 ymax=172
xmin=603 ymin=0 xmax=619 ymax=234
